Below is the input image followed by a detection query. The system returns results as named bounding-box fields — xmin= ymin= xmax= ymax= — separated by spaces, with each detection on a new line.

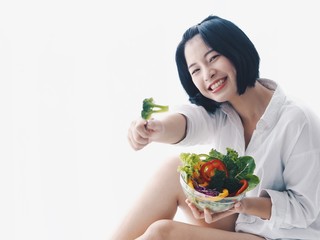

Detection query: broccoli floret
xmin=223 ymin=177 xmax=242 ymax=195
xmin=141 ymin=97 xmax=169 ymax=120
xmin=207 ymin=170 xmax=242 ymax=194
xmin=207 ymin=170 xmax=227 ymax=192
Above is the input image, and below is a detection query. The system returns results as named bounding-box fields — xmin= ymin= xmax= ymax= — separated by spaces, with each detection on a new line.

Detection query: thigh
xmin=138 ymin=219 xmax=264 ymax=240
xmin=110 ymin=155 xmax=187 ymax=240
xmin=111 ymin=155 xmax=238 ymax=240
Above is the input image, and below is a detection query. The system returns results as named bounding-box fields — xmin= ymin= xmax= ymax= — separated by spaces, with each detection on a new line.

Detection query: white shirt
xmin=175 ymin=79 xmax=320 ymax=240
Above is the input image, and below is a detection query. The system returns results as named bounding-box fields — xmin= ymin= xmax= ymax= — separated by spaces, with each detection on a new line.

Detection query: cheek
xmin=227 ymin=64 xmax=237 ymax=78
xmin=193 ymin=82 xmax=209 ymax=97
xmin=192 ymin=78 xmax=205 ymax=91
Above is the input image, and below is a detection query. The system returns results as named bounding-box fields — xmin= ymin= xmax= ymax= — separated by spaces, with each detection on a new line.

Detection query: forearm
xmin=239 ymin=197 xmax=272 ymax=220
xmin=152 ymin=113 xmax=187 ymax=144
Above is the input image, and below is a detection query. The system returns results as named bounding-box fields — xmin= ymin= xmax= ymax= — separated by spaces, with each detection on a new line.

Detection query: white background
xmin=1 ymin=0 xmax=320 ymax=239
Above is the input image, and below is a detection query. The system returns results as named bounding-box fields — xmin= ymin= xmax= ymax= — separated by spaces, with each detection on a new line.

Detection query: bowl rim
xmin=179 ymin=173 xmax=245 ymax=201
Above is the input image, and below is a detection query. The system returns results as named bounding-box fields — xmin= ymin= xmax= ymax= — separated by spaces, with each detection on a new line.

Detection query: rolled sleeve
xmin=261 ymin=189 xmax=305 ymax=229
xmin=260 ymin=150 xmax=320 ymax=230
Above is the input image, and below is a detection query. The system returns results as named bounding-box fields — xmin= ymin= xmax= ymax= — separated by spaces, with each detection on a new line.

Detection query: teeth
xmin=211 ymin=79 xmax=225 ymax=90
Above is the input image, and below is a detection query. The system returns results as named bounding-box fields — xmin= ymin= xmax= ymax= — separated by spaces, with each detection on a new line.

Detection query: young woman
xmin=111 ymin=15 xmax=320 ymax=240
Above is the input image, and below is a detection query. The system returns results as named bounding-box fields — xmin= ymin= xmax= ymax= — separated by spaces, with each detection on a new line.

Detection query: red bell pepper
xmin=235 ymin=179 xmax=248 ymax=195
xmin=200 ymin=159 xmax=228 ymax=182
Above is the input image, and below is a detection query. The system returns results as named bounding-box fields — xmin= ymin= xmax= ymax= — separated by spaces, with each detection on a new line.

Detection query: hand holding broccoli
xmin=127 ymin=98 xmax=169 ymax=151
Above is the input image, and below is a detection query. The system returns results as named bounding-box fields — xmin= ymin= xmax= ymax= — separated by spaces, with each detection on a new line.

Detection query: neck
xmin=229 ymin=82 xmax=274 ymax=123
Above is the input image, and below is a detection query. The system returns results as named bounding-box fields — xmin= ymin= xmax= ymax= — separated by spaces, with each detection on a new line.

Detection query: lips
xmin=208 ymin=77 xmax=227 ymax=93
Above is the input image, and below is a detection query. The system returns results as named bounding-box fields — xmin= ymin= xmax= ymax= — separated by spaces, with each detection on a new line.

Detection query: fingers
xmin=233 ymin=201 xmax=245 ymax=213
xmin=145 ymin=118 xmax=162 ymax=132
xmin=186 ymin=199 xmax=237 ymax=224
xmin=203 ymin=208 xmax=235 ymax=223
xmin=185 ymin=199 xmax=204 ymax=219
xmin=127 ymin=118 xmax=163 ymax=150
xmin=204 ymin=208 xmax=214 ymax=223
xmin=127 ymin=119 xmax=150 ymax=150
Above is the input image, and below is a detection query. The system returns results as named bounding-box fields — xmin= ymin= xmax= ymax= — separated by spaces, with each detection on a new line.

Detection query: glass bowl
xmin=180 ymin=174 xmax=245 ymax=213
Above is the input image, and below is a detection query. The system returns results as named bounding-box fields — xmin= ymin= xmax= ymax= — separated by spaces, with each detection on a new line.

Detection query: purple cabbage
xmin=192 ymin=179 xmax=219 ymax=196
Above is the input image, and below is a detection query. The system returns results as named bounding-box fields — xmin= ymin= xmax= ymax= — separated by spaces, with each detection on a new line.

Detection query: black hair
xmin=175 ymin=15 xmax=260 ymax=113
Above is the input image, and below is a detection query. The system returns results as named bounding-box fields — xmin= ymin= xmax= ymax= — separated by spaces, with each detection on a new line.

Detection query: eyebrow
xmin=187 ymin=49 xmax=216 ymax=69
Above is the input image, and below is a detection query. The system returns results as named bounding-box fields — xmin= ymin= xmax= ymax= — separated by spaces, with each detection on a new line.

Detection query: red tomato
xmin=200 ymin=159 xmax=228 ymax=182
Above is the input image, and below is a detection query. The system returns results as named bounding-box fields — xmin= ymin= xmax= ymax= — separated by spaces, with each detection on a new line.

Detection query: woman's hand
xmin=127 ymin=113 xmax=187 ymax=150
xmin=127 ymin=118 xmax=164 ymax=150
xmin=186 ymin=199 xmax=238 ymax=224
xmin=186 ymin=197 xmax=271 ymax=223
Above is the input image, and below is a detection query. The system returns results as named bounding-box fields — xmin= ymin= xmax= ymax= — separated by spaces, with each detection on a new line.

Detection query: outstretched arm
xmin=127 ymin=113 xmax=187 ymax=150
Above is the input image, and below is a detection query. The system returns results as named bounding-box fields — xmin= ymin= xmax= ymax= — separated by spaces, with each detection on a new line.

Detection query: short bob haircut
xmin=175 ymin=15 xmax=260 ymax=113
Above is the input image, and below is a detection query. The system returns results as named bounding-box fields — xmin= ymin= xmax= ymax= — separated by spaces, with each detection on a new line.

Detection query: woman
xmin=111 ymin=15 xmax=320 ymax=240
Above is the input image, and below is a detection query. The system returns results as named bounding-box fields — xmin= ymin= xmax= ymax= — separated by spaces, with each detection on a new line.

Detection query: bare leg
xmin=135 ymin=219 xmax=264 ymax=240
xmin=109 ymin=156 xmax=239 ymax=240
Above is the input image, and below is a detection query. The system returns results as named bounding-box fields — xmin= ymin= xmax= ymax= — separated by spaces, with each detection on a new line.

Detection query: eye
xmin=190 ymin=68 xmax=200 ymax=75
xmin=209 ymin=54 xmax=220 ymax=62
xmin=189 ymin=67 xmax=200 ymax=75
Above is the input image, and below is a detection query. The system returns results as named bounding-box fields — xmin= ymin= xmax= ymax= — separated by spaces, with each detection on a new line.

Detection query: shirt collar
xmin=258 ymin=78 xmax=286 ymax=130
xmin=220 ymin=78 xmax=286 ymax=130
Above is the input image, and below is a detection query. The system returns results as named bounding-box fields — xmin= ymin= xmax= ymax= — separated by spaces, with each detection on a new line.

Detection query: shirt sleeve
xmin=172 ymin=104 xmax=219 ymax=146
xmin=261 ymin=119 xmax=320 ymax=229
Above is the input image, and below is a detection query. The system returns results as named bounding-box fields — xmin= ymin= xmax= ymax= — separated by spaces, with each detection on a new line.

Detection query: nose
xmin=204 ymin=68 xmax=216 ymax=82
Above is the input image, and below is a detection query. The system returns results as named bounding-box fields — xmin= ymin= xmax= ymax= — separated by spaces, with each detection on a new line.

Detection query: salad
xmin=178 ymin=148 xmax=260 ymax=201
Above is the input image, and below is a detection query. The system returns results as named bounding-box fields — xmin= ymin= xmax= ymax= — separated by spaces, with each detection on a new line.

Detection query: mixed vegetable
xmin=141 ymin=97 xmax=169 ymax=120
xmin=178 ymin=148 xmax=260 ymax=199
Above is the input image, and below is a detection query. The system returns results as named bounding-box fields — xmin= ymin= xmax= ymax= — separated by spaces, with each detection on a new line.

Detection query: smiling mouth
xmin=209 ymin=78 xmax=227 ymax=91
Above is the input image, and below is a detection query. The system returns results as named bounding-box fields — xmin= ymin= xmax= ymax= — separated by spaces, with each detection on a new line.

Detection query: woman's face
xmin=184 ymin=35 xmax=238 ymax=103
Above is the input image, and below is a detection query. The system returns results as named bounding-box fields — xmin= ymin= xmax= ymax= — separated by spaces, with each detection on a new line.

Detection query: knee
xmin=142 ymin=219 xmax=175 ymax=240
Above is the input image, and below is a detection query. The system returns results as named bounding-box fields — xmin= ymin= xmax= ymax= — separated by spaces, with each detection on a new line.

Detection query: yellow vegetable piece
xmin=187 ymin=179 xmax=194 ymax=189
xmin=199 ymin=182 xmax=209 ymax=187
xmin=209 ymin=189 xmax=229 ymax=202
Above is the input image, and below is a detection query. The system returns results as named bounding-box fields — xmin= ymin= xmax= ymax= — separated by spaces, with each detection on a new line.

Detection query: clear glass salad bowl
xmin=180 ymin=174 xmax=245 ymax=213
